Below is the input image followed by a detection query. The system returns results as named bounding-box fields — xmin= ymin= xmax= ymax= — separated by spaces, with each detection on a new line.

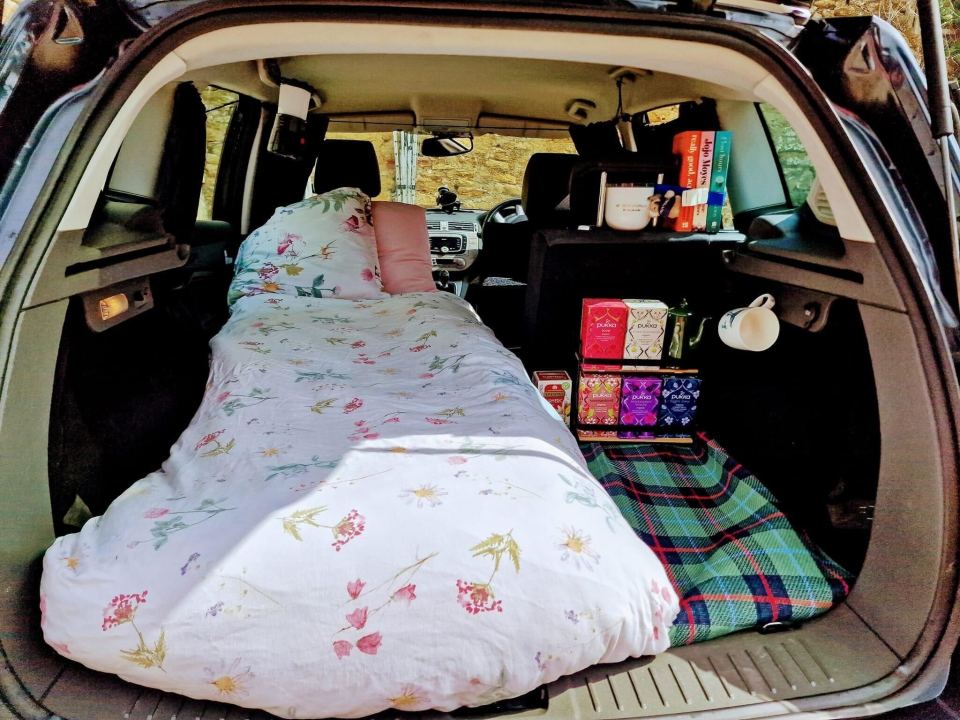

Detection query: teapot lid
xmin=670 ymin=298 xmax=693 ymax=317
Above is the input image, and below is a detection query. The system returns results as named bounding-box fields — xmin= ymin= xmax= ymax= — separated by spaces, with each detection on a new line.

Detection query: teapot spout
xmin=690 ymin=317 xmax=712 ymax=348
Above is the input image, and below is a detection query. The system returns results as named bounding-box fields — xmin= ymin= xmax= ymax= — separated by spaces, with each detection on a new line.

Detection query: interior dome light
xmin=98 ymin=293 xmax=129 ymax=321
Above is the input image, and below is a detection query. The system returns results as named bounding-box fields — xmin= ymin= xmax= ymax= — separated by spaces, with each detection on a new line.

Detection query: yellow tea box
xmin=623 ymin=299 xmax=668 ymax=361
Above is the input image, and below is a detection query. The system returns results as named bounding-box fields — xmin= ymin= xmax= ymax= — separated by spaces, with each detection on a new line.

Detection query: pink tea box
xmin=577 ymin=373 xmax=622 ymax=426
xmin=623 ymin=299 xmax=668 ymax=361
xmin=533 ymin=370 xmax=573 ymax=426
xmin=580 ymin=299 xmax=629 ymax=359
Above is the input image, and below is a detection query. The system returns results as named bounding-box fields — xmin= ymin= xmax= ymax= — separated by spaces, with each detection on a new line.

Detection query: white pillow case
xmin=228 ymin=187 xmax=385 ymax=304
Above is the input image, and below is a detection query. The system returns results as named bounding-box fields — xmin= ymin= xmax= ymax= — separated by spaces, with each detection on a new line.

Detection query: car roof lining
xmin=56 ymin=21 xmax=874 ymax=244
xmin=181 ymin=54 xmax=751 ymax=132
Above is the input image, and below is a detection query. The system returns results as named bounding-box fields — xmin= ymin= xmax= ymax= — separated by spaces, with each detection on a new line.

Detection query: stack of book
xmin=668 ymin=130 xmax=733 ymax=234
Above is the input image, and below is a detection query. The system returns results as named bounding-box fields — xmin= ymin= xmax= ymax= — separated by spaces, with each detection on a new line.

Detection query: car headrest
xmin=313 ymin=139 xmax=382 ymax=197
xmin=521 ymin=153 xmax=579 ymax=225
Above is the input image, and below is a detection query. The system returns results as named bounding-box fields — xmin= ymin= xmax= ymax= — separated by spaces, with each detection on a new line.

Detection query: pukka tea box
xmin=623 ymin=299 xmax=668 ymax=361
xmin=577 ymin=373 xmax=622 ymax=426
xmin=577 ymin=429 xmax=619 ymax=440
xmin=580 ymin=299 xmax=629 ymax=360
xmin=533 ymin=370 xmax=573 ymax=426
xmin=658 ymin=375 xmax=701 ymax=429
xmin=618 ymin=376 xmax=663 ymax=439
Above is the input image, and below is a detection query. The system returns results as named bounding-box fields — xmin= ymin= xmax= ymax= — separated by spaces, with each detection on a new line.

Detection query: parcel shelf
xmin=536 ymin=227 xmax=747 ymax=247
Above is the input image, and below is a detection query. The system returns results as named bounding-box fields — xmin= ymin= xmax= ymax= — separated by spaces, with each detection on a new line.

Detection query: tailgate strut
xmin=917 ymin=0 xmax=960 ymax=315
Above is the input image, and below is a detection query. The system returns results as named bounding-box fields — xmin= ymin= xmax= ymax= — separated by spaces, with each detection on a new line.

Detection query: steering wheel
xmin=483 ymin=198 xmax=527 ymax=228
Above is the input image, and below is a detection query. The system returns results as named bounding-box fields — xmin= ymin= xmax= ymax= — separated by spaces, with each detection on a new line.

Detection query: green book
xmin=706 ymin=131 xmax=732 ymax=233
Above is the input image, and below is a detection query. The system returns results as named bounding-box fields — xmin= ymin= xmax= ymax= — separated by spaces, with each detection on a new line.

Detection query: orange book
xmin=673 ymin=131 xmax=701 ymax=232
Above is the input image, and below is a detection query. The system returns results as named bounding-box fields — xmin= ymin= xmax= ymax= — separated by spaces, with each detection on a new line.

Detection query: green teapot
xmin=664 ymin=299 xmax=711 ymax=368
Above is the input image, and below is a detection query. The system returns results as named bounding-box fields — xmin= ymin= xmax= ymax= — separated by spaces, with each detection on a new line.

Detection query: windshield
xmin=324 ymin=130 xmax=576 ymax=209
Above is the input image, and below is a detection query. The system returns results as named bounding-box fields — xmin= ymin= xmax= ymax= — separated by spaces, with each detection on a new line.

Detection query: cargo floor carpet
xmin=582 ymin=435 xmax=852 ymax=646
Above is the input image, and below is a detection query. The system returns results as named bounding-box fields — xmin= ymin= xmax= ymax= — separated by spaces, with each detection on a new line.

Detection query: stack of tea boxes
xmin=533 ymin=298 xmax=701 ymax=443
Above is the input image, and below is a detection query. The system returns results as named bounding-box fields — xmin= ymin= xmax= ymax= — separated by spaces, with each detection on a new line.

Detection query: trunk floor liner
xmin=582 ymin=435 xmax=852 ymax=646
xmin=23 ymin=606 xmax=899 ymax=720
xmin=10 ymin=438 xmax=889 ymax=720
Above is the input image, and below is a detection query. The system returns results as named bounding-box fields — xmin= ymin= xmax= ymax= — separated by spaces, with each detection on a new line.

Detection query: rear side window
xmin=759 ymin=102 xmax=815 ymax=208
xmin=320 ymin=129 xmax=576 ymax=209
xmin=198 ymin=86 xmax=239 ymax=221
xmin=1 ymin=0 xmax=21 ymax=28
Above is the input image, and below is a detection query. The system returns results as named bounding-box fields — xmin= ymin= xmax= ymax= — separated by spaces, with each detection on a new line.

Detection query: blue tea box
xmin=658 ymin=376 xmax=701 ymax=429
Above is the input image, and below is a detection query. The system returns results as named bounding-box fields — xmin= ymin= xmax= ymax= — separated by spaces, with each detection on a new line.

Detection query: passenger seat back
xmin=478 ymin=152 xmax=579 ymax=283
xmin=313 ymin=139 xmax=382 ymax=197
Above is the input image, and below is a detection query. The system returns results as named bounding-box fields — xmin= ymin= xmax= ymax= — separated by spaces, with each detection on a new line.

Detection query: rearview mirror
xmin=421 ymin=133 xmax=474 ymax=158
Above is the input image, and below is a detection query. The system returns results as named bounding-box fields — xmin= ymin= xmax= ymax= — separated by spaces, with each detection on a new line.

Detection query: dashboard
xmin=426 ymin=208 xmax=484 ymax=273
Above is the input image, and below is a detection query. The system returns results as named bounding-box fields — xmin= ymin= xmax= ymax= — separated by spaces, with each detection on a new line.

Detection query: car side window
xmin=1 ymin=0 xmax=21 ymax=29
xmin=759 ymin=102 xmax=815 ymax=208
xmin=198 ymin=86 xmax=239 ymax=221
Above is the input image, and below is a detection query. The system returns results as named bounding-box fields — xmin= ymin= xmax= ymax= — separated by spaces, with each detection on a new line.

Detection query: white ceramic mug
xmin=604 ymin=185 xmax=656 ymax=230
xmin=717 ymin=294 xmax=779 ymax=351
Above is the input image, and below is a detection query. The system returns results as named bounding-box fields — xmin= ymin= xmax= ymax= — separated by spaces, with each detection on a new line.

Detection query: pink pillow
xmin=371 ymin=201 xmax=437 ymax=293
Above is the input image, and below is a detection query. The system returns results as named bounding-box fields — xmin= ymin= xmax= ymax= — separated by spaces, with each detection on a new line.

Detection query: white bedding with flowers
xmin=40 ymin=199 xmax=678 ymax=720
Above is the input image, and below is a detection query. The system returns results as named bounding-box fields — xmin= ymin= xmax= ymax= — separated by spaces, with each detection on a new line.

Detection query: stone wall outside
xmin=326 ymin=131 xmax=576 ymax=209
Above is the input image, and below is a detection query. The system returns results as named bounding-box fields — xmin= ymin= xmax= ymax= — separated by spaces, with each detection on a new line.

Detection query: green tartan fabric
xmin=582 ymin=435 xmax=851 ymax=646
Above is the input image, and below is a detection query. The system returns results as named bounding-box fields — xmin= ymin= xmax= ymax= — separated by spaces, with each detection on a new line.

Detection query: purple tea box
xmin=618 ymin=376 xmax=662 ymax=439
xmin=658 ymin=376 xmax=701 ymax=429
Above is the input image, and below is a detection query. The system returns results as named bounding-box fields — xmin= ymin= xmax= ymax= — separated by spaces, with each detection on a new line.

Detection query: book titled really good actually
xmin=672 ymin=129 xmax=733 ymax=233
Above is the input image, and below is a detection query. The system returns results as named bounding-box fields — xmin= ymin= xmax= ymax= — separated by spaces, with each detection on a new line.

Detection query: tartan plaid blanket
xmin=582 ymin=435 xmax=851 ymax=646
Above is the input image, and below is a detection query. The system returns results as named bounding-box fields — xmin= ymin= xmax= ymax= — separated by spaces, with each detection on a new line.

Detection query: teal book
xmin=706 ymin=131 xmax=733 ymax=233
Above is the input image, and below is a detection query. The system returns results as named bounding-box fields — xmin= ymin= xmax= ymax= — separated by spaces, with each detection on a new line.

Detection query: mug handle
xmin=749 ymin=293 xmax=776 ymax=310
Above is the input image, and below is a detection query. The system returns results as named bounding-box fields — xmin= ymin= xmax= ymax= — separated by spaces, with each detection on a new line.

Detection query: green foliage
xmin=759 ymin=103 xmax=816 ymax=208
xmin=942 ymin=0 xmax=959 ymax=78
xmin=281 ymin=506 xmax=328 ymax=541
xmin=121 ymin=629 xmax=166 ymax=670
xmin=471 ymin=531 xmax=521 ymax=574
xmin=198 ymin=87 xmax=239 ymax=221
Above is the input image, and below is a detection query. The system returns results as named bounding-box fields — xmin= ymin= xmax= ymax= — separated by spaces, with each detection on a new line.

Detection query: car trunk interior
xmin=0 ymin=17 xmax=950 ymax=720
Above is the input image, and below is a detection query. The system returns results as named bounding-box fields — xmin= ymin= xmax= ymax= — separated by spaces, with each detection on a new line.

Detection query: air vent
xmin=448 ymin=221 xmax=478 ymax=232
xmin=806 ymin=178 xmax=836 ymax=227
xmin=426 ymin=221 xmax=442 ymax=231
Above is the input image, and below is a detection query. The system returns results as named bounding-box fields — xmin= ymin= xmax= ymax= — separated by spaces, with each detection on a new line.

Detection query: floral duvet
xmin=40 ymin=291 xmax=679 ymax=719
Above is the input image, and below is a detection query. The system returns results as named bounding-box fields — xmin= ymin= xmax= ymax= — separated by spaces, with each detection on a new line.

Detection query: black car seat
xmin=313 ymin=138 xmax=382 ymax=197
xmin=478 ymin=152 xmax=578 ymax=283
xmin=50 ymin=82 xmax=214 ymax=531
xmin=473 ymin=152 xmax=579 ymax=350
